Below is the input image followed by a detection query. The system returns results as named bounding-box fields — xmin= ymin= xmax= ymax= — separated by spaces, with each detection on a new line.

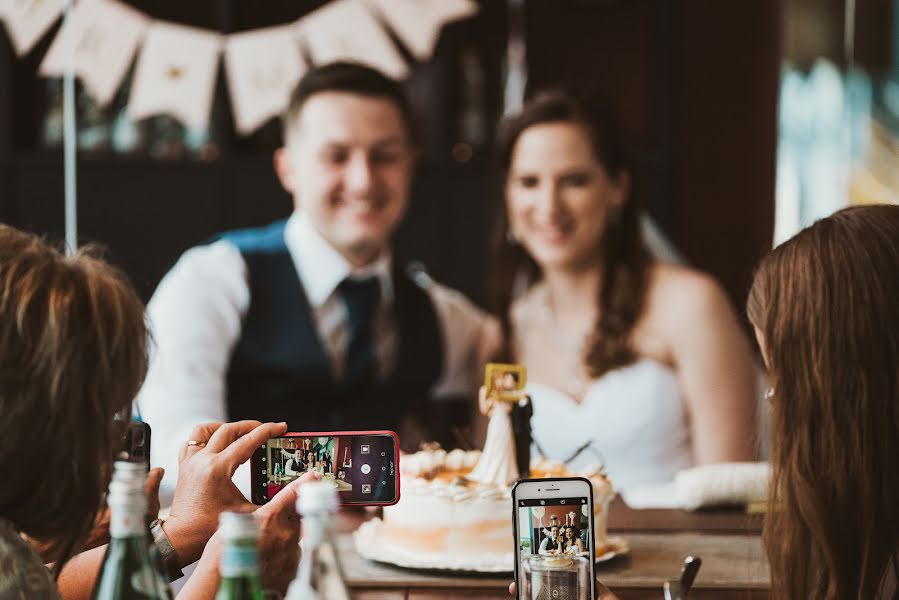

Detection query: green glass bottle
xmin=92 ymin=462 xmax=171 ymax=600
xmin=215 ymin=512 xmax=265 ymax=600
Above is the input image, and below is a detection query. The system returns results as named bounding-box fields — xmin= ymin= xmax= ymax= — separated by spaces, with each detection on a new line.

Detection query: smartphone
xmin=250 ymin=430 xmax=400 ymax=506
xmin=118 ymin=420 xmax=151 ymax=470
xmin=512 ymin=477 xmax=596 ymax=600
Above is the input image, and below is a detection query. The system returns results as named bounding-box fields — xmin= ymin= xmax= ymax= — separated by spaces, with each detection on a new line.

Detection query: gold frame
xmin=484 ymin=362 xmax=527 ymax=403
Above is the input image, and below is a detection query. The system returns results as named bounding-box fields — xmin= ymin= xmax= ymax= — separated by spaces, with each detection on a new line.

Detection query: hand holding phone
xmin=251 ymin=430 xmax=400 ymax=506
xmin=512 ymin=477 xmax=597 ymax=600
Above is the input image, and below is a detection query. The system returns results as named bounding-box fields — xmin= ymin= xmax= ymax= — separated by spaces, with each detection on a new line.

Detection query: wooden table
xmin=602 ymin=497 xmax=764 ymax=534
xmin=337 ymin=499 xmax=769 ymax=599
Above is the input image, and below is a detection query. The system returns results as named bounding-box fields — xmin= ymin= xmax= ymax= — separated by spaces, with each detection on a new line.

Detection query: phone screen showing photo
xmin=516 ymin=496 xmax=593 ymax=600
xmin=254 ymin=433 xmax=396 ymax=505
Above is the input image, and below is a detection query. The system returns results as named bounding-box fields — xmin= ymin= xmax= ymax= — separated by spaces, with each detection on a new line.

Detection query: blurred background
xmin=0 ymin=0 xmax=896 ymax=310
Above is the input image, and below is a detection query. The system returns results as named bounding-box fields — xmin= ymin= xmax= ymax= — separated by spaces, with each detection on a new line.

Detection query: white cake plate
xmin=353 ymin=518 xmax=629 ymax=574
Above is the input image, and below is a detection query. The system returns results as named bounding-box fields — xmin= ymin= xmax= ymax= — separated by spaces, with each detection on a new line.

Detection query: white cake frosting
xmin=382 ymin=448 xmax=615 ymax=563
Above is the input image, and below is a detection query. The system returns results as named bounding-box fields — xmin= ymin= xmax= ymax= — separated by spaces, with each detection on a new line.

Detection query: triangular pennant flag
xmin=298 ymin=0 xmax=408 ymax=80
xmin=39 ymin=0 xmax=149 ymax=107
xmin=366 ymin=0 xmax=477 ymax=62
xmin=127 ymin=22 xmax=222 ymax=130
xmin=0 ymin=0 xmax=66 ymax=56
xmin=224 ymin=24 xmax=307 ymax=135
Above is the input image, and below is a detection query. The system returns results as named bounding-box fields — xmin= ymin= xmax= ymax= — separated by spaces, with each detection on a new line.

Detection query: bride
xmin=468 ymin=369 xmax=520 ymax=485
xmin=488 ymin=89 xmax=759 ymax=490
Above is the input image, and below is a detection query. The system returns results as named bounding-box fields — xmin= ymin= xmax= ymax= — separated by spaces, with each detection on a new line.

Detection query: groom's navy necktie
xmin=338 ymin=276 xmax=381 ymax=389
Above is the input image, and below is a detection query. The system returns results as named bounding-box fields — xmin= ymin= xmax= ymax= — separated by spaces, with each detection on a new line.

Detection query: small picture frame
xmin=484 ymin=362 xmax=527 ymax=403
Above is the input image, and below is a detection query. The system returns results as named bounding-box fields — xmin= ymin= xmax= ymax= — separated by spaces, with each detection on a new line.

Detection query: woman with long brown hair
xmin=747 ymin=204 xmax=899 ymax=599
xmin=0 ymin=225 xmax=150 ymax=593
xmin=0 ymin=224 xmax=314 ymax=598
xmin=491 ymin=89 xmax=758 ymax=489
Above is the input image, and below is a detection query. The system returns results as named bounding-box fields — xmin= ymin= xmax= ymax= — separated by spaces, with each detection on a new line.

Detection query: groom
xmin=511 ymin=395 xmax=533 ymax=477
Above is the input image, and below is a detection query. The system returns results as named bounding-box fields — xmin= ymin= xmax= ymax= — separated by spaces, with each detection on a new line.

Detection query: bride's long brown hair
xmin=490 ymin=89 xmax=650 ymax=376
xmin=747 ymin=205 xmax=899 ymax=600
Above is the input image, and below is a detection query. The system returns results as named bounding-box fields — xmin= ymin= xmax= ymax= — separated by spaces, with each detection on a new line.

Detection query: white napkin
xmin=620 ymin=462 xmax=770 ymax=510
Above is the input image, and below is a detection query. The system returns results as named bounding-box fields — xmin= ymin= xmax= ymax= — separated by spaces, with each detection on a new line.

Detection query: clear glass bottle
xmin=215 ymin=512 xmax=265 ymax=600
xmin=92 ymin=462 xmax=171 ymax=600
xmin=285 ymin=481 xmax=351 ymax=600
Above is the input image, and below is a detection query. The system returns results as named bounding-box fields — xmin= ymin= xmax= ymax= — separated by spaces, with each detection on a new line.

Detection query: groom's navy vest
xmin=216 ymin=220 xmax=443 ymax=432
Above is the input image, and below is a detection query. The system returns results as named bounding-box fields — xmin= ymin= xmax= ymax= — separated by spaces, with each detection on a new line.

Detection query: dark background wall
xmin=522 ymin=0 xmax=782 ymax=308
xmin=0 ymin=0 xmax=794 ymax=312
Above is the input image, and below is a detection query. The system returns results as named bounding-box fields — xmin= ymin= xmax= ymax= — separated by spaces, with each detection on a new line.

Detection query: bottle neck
xmin=299 ymin=512 xmax=333 ymax=549
xmin=288 ymin=484 xmax=344 ymax=600
xmin=220 ymin=537 xmax=260 ymax=579
xmin=109 ymin=503 xmax=147 ymax=539
xmin=107 ymin=463 xmax=148 ymax=539
xmin=288 ymin=512 xmax=349 ymax=600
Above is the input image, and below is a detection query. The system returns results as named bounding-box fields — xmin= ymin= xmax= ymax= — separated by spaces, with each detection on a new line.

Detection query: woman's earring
xmin=506 ymin=228 xmax=519 ymax=245
xmin=764 ymin=387 xmax=775 ymax=401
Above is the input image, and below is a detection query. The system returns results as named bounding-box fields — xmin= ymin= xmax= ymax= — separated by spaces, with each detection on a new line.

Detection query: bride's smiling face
xmin=505 ymin=122 xmax=628 ymax=272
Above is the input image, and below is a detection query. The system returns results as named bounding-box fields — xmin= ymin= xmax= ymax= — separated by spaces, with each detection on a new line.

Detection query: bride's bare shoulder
xmin=643 ymin=262 xmax=736 ymax=330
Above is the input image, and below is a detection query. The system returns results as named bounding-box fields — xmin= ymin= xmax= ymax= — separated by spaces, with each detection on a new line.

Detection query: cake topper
xmin=484 ymin=362 xmax=527 ymax=403
xmin=469 ymin=363 xmax=534 ymax=484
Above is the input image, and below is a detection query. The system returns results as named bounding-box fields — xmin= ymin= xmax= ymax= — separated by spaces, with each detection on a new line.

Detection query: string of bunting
xmin=0 ymin=0 xmax=478 ymax=134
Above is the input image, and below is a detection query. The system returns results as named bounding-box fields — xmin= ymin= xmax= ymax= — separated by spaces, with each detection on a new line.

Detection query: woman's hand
xmin=163 ymin=420 xmax=289 ymax=566
xmin=177 ymin=471 xmax=321 ymax=599
xmin=508 ymin=579 xmax=619 ymax=600
xmin=145 ymin=466 xmax=164 ymax=522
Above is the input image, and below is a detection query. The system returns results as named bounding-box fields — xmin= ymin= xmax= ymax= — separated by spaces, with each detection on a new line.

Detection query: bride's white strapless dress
xmin=527 ymin=360 xmax=693 ymax=491
xmin=468 ymin=401 xmax=518 ymax=485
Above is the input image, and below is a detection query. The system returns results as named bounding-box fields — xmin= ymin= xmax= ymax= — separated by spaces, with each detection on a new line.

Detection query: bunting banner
xmin=1 ymin=0 xmax=480 ymax=135
xmin=39 ymin=0 xmax=148 ymax=106
xmin=127 ymin=22 xmax=222 ymax=130
xmin=0 ymin=0 xmax=66 ymax=56
xmin=367 ymin=0 xmax=477 ymax=62
xmin=298 ymin=0 xmax=408 ymax=80
xmin=224 ymin=24 xmax=307 ymax=135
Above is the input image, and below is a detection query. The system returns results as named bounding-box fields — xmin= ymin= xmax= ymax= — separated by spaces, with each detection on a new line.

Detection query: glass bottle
xmin=215 ymin=512 xmax=265 ymax=600
xmin=285 ymin=481 xmax=350 ymax=600
xmin=92 ymin=462 xmax=171 ymax=600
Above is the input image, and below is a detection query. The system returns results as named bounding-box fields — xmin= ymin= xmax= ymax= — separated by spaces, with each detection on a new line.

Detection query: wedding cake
xmin=369 ymin=448 xmax=615 ymax=570
xmin=355 ymin=363 xmax=616 ymax=571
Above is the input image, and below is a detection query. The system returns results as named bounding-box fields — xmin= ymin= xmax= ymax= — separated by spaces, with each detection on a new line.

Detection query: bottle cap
xmin=296 ymin=480 xmax=339 ymax=516
xmin=111 ymin=460 xmax=148 ymax=479
xmin=218 ymin=511 xmax=258 ymax=540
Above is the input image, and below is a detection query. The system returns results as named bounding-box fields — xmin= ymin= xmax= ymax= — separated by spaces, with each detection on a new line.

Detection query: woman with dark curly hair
xmin=562 ymin=525 xmax=586 ymax=556
xmin=491 ymin=89 xmax=758 ymax=489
